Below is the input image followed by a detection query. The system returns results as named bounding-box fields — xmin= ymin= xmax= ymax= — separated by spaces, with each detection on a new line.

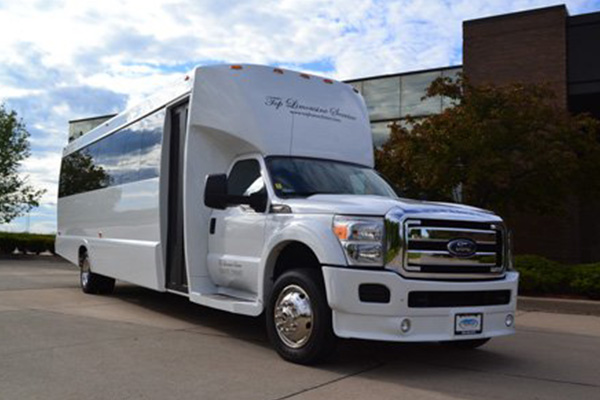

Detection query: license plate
xmin=455 ymin=313 xmax=483 ymax=335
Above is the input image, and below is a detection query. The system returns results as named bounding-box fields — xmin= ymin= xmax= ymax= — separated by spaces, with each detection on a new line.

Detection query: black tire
xmin=266 ymin=268 xmax=336 ymax=365
xmin=79 ymin=251 xmax=115 ymax=295
xmin=441 ymin=338 xmax=491 ymax=349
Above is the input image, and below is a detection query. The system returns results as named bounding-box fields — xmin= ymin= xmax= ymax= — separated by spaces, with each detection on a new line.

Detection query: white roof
xmin=190 ymin=64 xmax=373 ymax=167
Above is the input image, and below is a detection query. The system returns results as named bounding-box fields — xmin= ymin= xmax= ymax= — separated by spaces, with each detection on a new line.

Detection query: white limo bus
xmin=57 ymin=64 xmax=519 ymax=364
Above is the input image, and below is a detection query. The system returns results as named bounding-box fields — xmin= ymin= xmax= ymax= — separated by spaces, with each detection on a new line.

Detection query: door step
xmin=190 ymin=292 xmax=263 ymax=316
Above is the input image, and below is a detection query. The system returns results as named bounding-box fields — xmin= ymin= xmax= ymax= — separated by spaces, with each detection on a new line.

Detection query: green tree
xmin=0 ymin=104 xmax=45 ymax=223
xmin=375 ymin=76 xmax=600 ymax=216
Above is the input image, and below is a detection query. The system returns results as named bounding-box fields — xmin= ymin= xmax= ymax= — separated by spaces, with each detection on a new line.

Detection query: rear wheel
xmin=441 ymin=338 xmax=491 ymax=349
xmin=266 ymin=268 xmax=336 ymax=364
xmin=80 ymin=251 xmax=115 ymax=295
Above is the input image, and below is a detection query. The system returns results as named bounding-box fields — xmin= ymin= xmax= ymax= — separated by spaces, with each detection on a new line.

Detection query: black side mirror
xmin=248 ymin=191 xmax=268 ymax=213
xmin=204 ymin=174 xmax=228 ymax=209
xmin=204 ymin=173 xmax=268 ymax=213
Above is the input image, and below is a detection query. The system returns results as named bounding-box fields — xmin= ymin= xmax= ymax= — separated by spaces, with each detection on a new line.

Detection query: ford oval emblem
xmin=447 ymin=238 xmax=477 ymax=258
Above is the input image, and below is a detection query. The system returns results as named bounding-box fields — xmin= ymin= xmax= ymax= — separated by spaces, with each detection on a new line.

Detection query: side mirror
xmin=248 ymin=191 xmax=268 ymax=213
xmin=204 ymin=174 xmax=228 ymax=209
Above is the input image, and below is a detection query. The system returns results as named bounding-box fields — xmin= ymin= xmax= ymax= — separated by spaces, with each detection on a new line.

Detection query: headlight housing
xmin=333 ymin=216 xmax=384 ymax=267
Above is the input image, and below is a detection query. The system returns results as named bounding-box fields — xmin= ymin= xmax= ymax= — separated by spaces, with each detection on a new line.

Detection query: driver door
xmin=207 ymin=158 xmax=268 ymax=296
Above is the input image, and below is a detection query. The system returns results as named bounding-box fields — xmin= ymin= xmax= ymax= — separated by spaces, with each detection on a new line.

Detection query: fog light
xmin=505 ymin=314 xmax=514 ymax=327
xmin=400 ymin=318 xmax=411 ymax=334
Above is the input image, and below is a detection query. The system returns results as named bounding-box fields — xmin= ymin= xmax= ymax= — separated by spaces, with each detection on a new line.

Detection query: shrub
xmin=515 ymin=255 xmax=600 ymax=300
xmin=570 ymin=264 xmax=600 ymax=300
xmin=0 ymin=232 xmax=56 ymax=255
xmin=0 ymin=233 xmax=18 ymax=254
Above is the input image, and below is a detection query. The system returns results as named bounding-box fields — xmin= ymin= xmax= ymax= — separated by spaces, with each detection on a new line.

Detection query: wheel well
xmin=272 ymin=242 xmax=320 ymax=282
xmin=262 ymin=241 xmax=322 ymax=310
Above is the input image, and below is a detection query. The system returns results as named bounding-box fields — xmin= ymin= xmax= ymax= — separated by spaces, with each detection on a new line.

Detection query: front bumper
xmin=322 ymin=267 xmax=519 ymax=342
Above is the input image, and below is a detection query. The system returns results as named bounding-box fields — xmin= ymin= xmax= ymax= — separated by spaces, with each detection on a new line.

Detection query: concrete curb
xmin=518 ymin=296 xmax=600 ymax=316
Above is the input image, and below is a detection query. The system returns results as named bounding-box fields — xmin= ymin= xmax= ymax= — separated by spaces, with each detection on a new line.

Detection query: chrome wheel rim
xmin=274 ymin=284 xmax=313 ymax=349
xmin=81 ymin=257 xmax=90 ymax=288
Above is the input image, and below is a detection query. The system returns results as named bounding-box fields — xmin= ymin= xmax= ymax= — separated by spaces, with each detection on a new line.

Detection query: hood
xmin=282 ymin=195 xmax=502 ymax=222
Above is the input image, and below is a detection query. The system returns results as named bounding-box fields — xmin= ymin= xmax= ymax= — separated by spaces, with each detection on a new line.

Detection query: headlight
xmin=333 ymin=216 xmax=384 ymax=267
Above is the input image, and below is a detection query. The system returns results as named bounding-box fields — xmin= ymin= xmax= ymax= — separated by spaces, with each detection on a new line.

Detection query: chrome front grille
xmin=403 ymin=219 xmax=505 ymax=279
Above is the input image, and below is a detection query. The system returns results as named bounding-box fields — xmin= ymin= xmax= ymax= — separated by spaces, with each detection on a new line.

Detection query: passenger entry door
xmin=207 ymin=158 xmax=267 ymax=296
xmin=165 ymin=102 xmax=189 ymax=293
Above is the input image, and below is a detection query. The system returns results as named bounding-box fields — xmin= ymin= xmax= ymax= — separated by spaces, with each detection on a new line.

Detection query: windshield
xmin=265 ymin=157 xmax=397 ymax=199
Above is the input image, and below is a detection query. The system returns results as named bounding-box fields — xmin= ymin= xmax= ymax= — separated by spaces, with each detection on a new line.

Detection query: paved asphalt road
xmin=1 ymin=256 xmax=599 ymax=400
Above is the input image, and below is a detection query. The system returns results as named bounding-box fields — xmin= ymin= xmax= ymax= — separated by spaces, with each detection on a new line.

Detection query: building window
xmin=371 ymin=122 xmax=391 ymax=147
xmin=362 ymin=77 xmax=401 ymax=120
xmin=400 ymin=71 xmax=442 ymax=117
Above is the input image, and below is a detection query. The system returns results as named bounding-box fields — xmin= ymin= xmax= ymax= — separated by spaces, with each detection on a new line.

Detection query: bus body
xmin=57 ymin=64 xmax=518 ymax=364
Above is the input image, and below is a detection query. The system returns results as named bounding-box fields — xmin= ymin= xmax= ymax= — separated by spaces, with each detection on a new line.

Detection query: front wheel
xmin=80 ymin=252 xmax=115 ymax=295
xmin=266 ymin=269 xmax=336 ymax=364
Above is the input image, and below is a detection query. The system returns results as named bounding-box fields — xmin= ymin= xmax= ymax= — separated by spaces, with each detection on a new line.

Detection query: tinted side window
xmin=59 ymin=108 xmax=165 ymax=198
xmin=100 ymin=128 xmax=141 ymax=186
xmin=58 ymin=147 xmax=110 ymax=197
xmin=228 ymin=159 xmax=265 ymax=196
xmin=138 ymin=110 xmax=164 ymax=181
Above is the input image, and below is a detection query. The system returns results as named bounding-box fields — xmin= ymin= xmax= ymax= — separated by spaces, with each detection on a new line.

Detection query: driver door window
xmin=228 ymin=159 xmax=266 ymax=198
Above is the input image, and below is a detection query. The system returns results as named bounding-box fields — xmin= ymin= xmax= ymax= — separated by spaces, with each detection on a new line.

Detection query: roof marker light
xmin=323 ymin=79 xmax=333 ymax=84
xmin=230 ymin=65 xmax=243 ymax=70
xmin=273 ymin=68 xmax=284 ymax=74
xmin=299 ymin=73 xmax=310 ymax=79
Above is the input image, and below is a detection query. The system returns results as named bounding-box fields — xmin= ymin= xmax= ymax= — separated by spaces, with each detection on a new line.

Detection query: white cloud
xmin=20 ymin=151 xmax=62 ymax=206
xmin=0 ymin=0 xmax=598 ymax=233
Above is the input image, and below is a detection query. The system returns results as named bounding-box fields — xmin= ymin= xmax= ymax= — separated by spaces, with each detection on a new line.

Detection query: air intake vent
xmin=359 ymin=284 xmax=391 ymax=303
xmin=408 ymin=290 xmax=511 ymax=308
xmin=403 ymin=219 xmax=505 ymax=279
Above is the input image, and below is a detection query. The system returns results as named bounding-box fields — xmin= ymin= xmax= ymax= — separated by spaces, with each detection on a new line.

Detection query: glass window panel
xmin=58 ymin=145 xmax=110 ymax=197
xmin=118 ymin=128 xmax=142 ymax=185
xmin=100 ymin=129 xmax=142 ymax=186
xmin=371 ymin=121 xmax=392 ymax=148
xmin=228 ymin=159 xmax=264 ymax=196
xmin=362 ymin=77 xmax=400 ymax=120
xmin=400 ymin=71 xmax=442 ymax=117
xmin=98 ymin=132 xmax=120 ymax=186
xmin=86 ymin=140 xmax=109 ymax=190
xmin=138 ymin=110 xmax=165 ymax=181
xmin=59 ymin=108 xmax=165 ymax=197
xmin=442 ymin=67 xmax=462 ymax=110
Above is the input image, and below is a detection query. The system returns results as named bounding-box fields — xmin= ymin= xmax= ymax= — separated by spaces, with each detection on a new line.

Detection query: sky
xmin=1 ymin=0 xmax=599 ymax=233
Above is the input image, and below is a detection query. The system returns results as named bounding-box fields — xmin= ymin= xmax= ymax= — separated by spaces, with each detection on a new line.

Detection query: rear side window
xmin=59 ymin=109 xmax=165 ymax=198
xmin=228 ymin=159 xmax=265 ymax=197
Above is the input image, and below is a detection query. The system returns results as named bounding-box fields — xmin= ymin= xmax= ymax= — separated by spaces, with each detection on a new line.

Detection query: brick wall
xmin=463 ymin=5 xmax=568 ymax=107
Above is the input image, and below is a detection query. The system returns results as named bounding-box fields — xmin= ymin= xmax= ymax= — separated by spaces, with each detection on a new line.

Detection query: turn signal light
xmin=230 ymin=65 xmax=243 ymax=70
xmin=333 ymin=225 xmax=348 ymax=240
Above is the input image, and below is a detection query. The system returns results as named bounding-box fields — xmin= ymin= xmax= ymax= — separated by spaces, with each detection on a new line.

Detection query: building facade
xmin=345 ymin=5 xmax=600 ymax=263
